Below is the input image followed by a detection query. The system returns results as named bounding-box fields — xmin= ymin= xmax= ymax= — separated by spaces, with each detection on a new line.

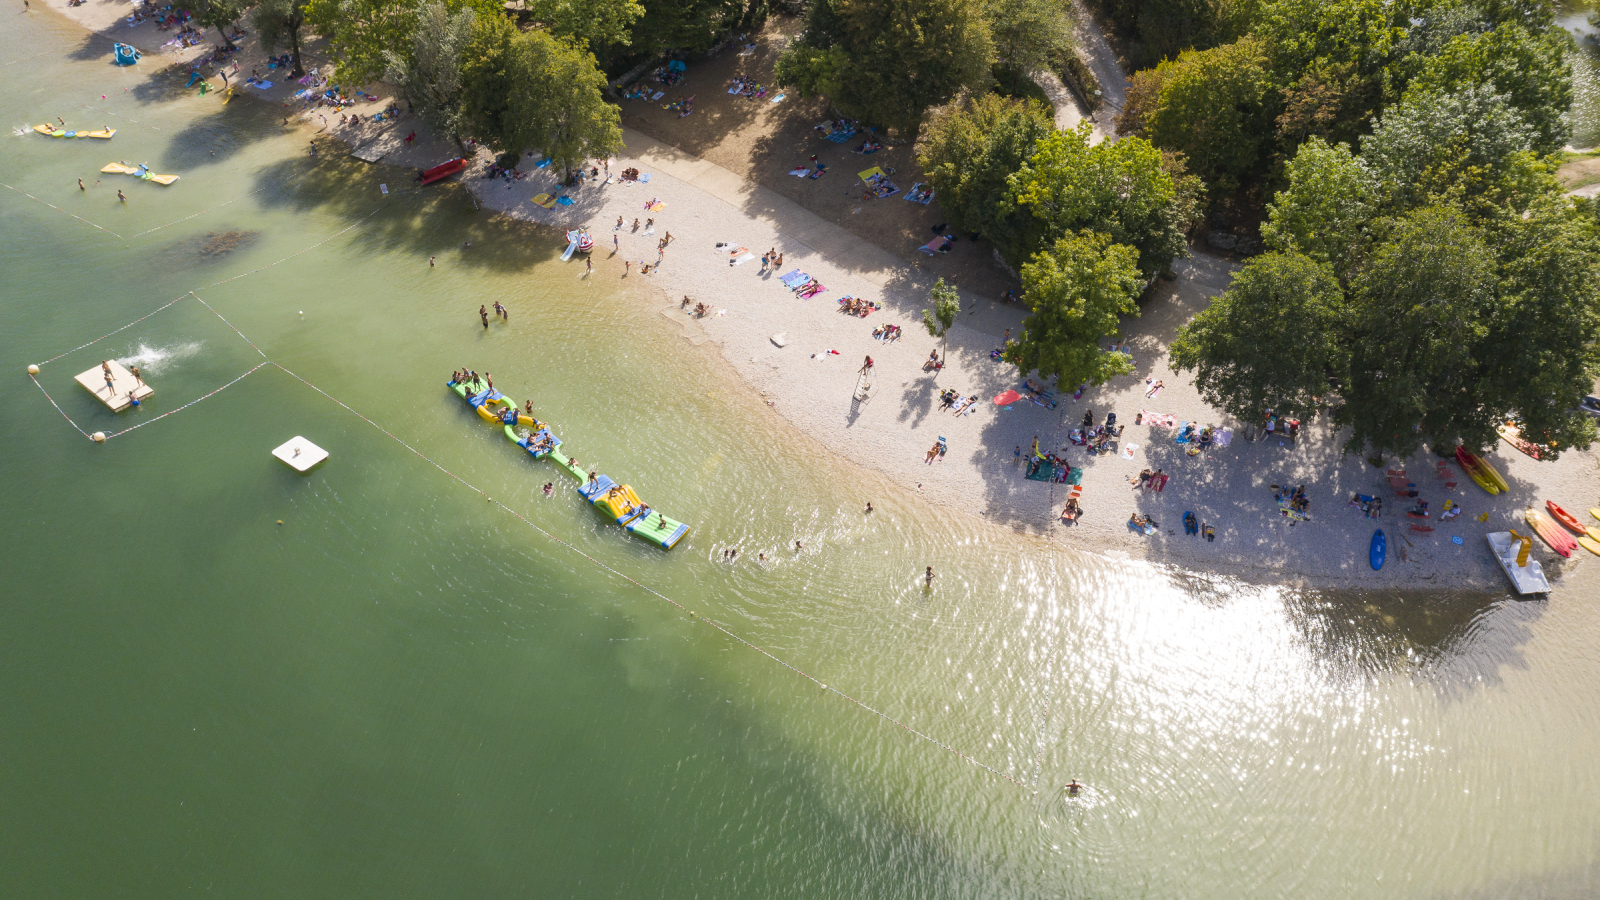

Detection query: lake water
xmin=4 ymin=10 xmax=1600 ymax=898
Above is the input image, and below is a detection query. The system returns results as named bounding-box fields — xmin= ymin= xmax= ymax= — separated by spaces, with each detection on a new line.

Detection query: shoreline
xmin=38 ymin=0 xmax=1600 ymax=593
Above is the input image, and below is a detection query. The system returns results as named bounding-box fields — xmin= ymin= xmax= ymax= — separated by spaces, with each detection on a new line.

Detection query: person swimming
xmin=1066 ymin=780 xmax=1082 ymax=797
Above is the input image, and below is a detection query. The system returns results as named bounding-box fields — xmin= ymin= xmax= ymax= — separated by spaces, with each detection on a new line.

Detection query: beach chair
xmin=1434 ymin=459 xmax=1458 ymax=489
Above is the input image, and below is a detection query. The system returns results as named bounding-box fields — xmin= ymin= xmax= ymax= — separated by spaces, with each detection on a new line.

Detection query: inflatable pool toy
xmin=101 ymin=162 xmax=178 ymax=185
xmin=33 ymin=124 xmax=115 ymax=139
xmin=447 ymin=376 xmax=688 ymax=549
xmin=113 ymin=43 xmax=141 ymax=65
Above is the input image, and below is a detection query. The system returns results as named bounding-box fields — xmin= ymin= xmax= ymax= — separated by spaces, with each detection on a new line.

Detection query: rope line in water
xmin=1 ymin=181 xmax=124 ymax=239
xmin=103 ymin=362 xmax=270 ymax=440
xmin=1028 ymin=650 xmax=1059 ymax=789
xmin=80 ymin=104 xmax=164 ymax=132
xmin=271 ymin=361 xmax=1035 ymax=791
xmin=125 ymin=186 xmax=273 ymax=239
xmin=21 ymin=198 xmax=1041 ymax=791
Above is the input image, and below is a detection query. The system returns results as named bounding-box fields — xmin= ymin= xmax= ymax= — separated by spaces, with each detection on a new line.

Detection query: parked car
xmin=1577 ymin=395 xmax=1600 ymax=418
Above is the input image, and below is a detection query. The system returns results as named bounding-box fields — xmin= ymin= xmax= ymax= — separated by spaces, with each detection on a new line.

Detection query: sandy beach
xmin=37 ymin=0 xmax=1600 ymax=592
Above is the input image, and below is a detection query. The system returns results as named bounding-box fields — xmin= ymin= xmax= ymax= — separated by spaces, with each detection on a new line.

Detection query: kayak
xmin=1497 ymin=422 xmax=1542 ymax=459
xmin=1546 ymin=501 xmax=1586 ymax=535
xmin=419 ymin=158 xmax=466 ymax=186
xmin=101 ymin=162 xmax=178 ymax=185
xmin=1578 ymin=536 xmax=1600 ymax=557
xmin=1525 ymin=508 xmax=1576 ymax=558
xmin=1454 ymin=447 xmax=1499 ymax=495
xmin=1370 ymin=529 xmax=1386 ymax=570
xmin=34 ymin=124 xmax=115 ymax=139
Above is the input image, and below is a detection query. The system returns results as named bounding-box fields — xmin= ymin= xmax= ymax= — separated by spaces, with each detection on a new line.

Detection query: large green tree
xmin=1007 ymin=124 xmax=1189 ymax=275
xmin=385 ymin=3 xmax=476 ymax=144
xmin=305 ymin=0 xmax=501 ymax=85
xmin=775 ymin=0 xmax=994 ymax=133
xmin=915 ymin=93 xmax=1052 ymax=245
xmin=460 ymin=17 xmax=622 ymax=174
xmin=628 ymin=0 xmax=745 ymax=58
xmin=1006 ymin=230 xmax=1144 ymax=388
xmin=1260 ymin=137 xmax=1375 ymax=281
xmin=986 ymin=0 xmax=1074 ymax=76
xmin=1171 ymin=250 xmax=1347 ymax=421
xmin=1407 ymin=23 xmax=1573 ymax=155
xmin=527 ymin=0 xmax=644 ymax=62
xmin=188 ymin=0 xmax=248 ymax=50
xmin=1118 ymin=37 xmax=1274 ymax=197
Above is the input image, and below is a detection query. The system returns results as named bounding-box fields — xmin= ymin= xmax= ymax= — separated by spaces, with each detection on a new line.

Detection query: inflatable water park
xmin=447 ymin=373 xmax=690 ymax=549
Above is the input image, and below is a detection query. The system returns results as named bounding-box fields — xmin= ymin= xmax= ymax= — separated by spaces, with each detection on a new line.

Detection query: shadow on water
xmin=248 ymin=155 xmax=568 ymax=273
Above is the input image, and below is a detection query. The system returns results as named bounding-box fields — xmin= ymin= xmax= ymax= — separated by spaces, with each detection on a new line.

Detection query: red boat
xmin=418 ymin=158 xmax=467 ymax=186
xmin=1547 ymin=501 xmax=1586 ymax=535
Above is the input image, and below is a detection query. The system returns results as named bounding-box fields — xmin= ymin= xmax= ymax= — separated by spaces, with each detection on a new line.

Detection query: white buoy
xmin=92 ymin=432 xmax=107 ymax=443
xmin=27 ymin=364 xmax=40 ymax=375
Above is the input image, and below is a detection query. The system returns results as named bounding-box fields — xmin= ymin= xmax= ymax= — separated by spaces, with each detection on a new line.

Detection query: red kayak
xmin=419 ymin=158 xmax=466 ymax=186
xmin=1547 ymin=501 xmax=1587 ymax=535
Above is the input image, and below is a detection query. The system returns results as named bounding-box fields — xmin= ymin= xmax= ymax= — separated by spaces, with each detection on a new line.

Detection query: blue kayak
xmin=1370 ymin=529 xmax=1386 ymax=570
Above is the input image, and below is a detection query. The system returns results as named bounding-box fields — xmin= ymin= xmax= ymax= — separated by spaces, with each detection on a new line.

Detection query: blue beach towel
xmin=638 ymin=173 xmax=652 ymax=183
xmin=556 ymin=196 xmax=575 ymax=206
xmin=778 ymin=270 xmax=808 ymax=287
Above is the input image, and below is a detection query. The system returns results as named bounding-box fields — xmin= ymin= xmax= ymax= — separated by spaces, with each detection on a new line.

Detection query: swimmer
xmin=117 ymin=189 xmax=126 ymax=202
xmin=865 ymin=502 xmax=873 ymax=513
xmin=758 ymin=552 xmax=766 ymax=562
xmin=1066 ymin=780 xmax=1082 ymax=797
xmin=794 ymin=540 xmax=803 ymax=552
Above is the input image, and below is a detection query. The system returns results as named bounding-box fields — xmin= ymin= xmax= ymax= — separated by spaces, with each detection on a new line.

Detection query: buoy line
xmin=26 ymin=294 xmax=1047 ymax=794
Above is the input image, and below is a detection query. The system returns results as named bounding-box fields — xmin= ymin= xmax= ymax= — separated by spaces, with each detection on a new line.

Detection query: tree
xmin=915 ymin=93 xmax=1052 ymax=244
xmin=1407 ymin=23 xmax=1574 ymax=155
xmin=1473 ymin=197 xmax=1600 ymax=456
xmin=775 ymin=0 xmax=994 ymax=133
xmin=1340 ymin=205 xmax=1496 ymax=457
xmin=305 ymin=0 xmax=501 ymax=86
xmin=1008 ymin=124 xmax=1188 ymax=276
xmin=1170 ymin=250 xmax=1347 ymax=421
xmin=985 ymin=0 xmax=1074 ymax=77
xmin=527 ymin=0 xmax=644 ymax=61
xmin=1360 ymin=85 xmax=1538 ymax=217
xmin=188 ymin=0 xmax=248 ymax=50
xmin=252 ymin=0 xmax=310 ymax=78
xmin=1260 ymin=137 xmax=1375 ymax=281
xmin=922 ymin=277 xmax=961 ymax=352
xmin=460 ymin=17 xmax=622 ymax=175
xmin=385 ymin=3 xmax=476 ymax=145
xmin=629 ymin=0 xmax=745 ymax=58
xmin=1007 ymin=231 xmax=1144 ymax=389
xmin=1125 ymin=38 xmax=1274 ymax=197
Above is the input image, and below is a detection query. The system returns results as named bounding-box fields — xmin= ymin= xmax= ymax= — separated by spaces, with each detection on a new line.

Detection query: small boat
xmin=33 ymin=124 xmax=115 ymax=139
xmin=418 ymin=158 xmax=466 ymax=186
xmin=1486 ymin=531 xmax=1549 ymax=595
xmin=1525 ymin=508 xmax=1575 ymax=558
xmin=1454 ymin=446 xmax=1501 ymax=495
xmin=101 ymin=161 xmax=178 ymax=185
xmin=1547 ymin=501 xmax=1586 ymax=535
xmin=113 ymin=43 xmax=141 ymax=65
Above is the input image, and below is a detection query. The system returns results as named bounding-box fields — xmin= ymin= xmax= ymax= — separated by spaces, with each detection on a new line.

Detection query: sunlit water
xmin=4 ymin=10 xmax=1600 ymax=898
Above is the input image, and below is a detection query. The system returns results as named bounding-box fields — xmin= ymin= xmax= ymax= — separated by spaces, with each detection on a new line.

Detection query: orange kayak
xmin=1547 ymin=501 xmax=1586 ymax=535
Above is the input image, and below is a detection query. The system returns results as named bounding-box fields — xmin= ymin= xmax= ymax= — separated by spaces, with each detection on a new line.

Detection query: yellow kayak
xmin=34 ymin=124 xmax=116 ymax=139
xmin=101 ymin=162 xmax=179 ymax=186
xmin=1479 ymin=455 xmax=1509 ymax=493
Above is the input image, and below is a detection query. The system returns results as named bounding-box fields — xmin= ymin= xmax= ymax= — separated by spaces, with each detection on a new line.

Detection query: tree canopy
xmin=252 ymin=0 xmax=310 ymax=77
xmin=915 ymin=93 xmax=1053 ymax=246
xmin=1008 ymin=124 xmax=1188 ymax=276
xmin=385 ymin=2 xmax=476 ymax=144
xmin=305 ymin=0 xmax=501 ymax=85
xmin=775 ymin=0 xmax=995 ymax=133
xmin=1006 ymin=231 xmax=1144 ymax=388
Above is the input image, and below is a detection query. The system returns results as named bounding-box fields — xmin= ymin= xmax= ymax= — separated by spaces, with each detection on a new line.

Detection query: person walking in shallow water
xmin=479 ymin=305 xmax=489 ymax=328
xmin=925 ymin=566 xmax=936 ymax=587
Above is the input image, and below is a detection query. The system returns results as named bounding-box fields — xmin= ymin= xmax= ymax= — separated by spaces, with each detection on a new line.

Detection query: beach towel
xmin=732 ymin=253 xmax=755 ymax=265
xmin=249 ymin=80 xmax=273 ymax=89
xmin=1121 ymin=443 xmax=1139 ymax=460
xmin=556 ymin=196 xmax=574 ymax=206
xmin=531 ymin=193 xmax=557 ymax=208
xmin=919 ymin=236 xmax=952 ymax=256
xmin=789 ymin=166 xmax=810 ymax=177
xmin=638 ymin=173 xmax=652 ymax=183
xmin=1174 ymin=423 xmax=1191 ymax=444
xmin=533 ymin=158 xmax=552 ymax=169
xmin=808 ymin=168 xmax=826 ymax=179
xmin=1139 ymin=409 xmax=1176 ymax=428
xmin=825 ymin=129 xmax=856 ymax=143
xmin=858 ymin=166 xmax=885 ymax=182
xmin=651 ymin=91 xmax=664 ymax=100
xmin=728 ymin=85 xmax=743 ymax=94
xmin=727 ymin=246 xmax=748 ymax=258
xmin=648 ymin=201 xmax=666 ymax=211
xmin=1215 ymin=428 xmax=1233 ymax=448
xmin=770 ymin=93 xmax=785 ymax=103
xmin=778 ymin=270 xmax=808 ymax=287
xmin=904 ymin=183 xmax=935 ymax=204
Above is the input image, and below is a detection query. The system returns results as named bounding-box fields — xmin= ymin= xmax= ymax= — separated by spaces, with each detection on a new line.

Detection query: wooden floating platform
xmin=74 ymin=360 xmax=152 ymax=412
xmin=271 ymin=436 xmax=328 ymax=472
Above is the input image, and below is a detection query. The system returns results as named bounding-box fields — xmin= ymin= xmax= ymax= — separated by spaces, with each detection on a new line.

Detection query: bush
xmin=992 ymin=63 xmax=1053 ymax=111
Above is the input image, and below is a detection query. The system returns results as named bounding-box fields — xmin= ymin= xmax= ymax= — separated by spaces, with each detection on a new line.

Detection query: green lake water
xmin=4 ymin=11 xmax=1600 ymax=898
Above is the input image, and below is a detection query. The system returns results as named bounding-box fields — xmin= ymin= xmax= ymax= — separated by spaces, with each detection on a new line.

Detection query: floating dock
xmin=271 ymin=436 xmax=328 ymax=472
xmin=448 ymin=377 xmax=689 ymax=549
xmin=74 ymin=360 xmax=152 ymax=412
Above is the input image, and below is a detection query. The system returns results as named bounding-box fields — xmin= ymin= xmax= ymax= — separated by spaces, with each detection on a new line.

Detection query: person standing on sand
xmin=615 ymin=216 xmax=623 ymax=230
xmin=479 ymin=305 xmax=489 ymax=328
xmin=624 ymin=260 xmax=630 ymax=275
